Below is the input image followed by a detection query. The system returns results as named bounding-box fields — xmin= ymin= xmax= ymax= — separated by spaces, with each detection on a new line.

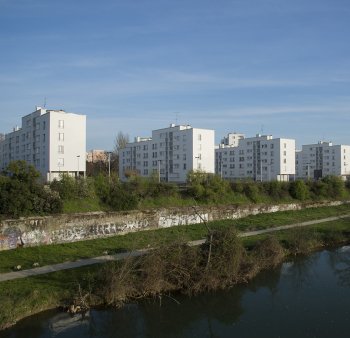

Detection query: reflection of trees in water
xmin=86 ymin=305 xmax=144 ymax=338
xmin=138 ymin=289 xmax=245 ymax=337
xmin=284 ymin=253 xmax=320 ymax=292
xmin=247 ymin=262 xmax=282 ymax=295
xmin=70 ymin=266 xmax=285 ymax=337
xmin=328 ymin=246 xmax=350 ymax=287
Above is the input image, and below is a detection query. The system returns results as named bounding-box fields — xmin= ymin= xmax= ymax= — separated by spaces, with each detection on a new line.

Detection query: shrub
xmin=252 ymin=236 xmax=285 ymax=268
xmin=0 ymin=161 xmax=63 ymax=217
xmin=50 ymin=175 xmax=94 ymax=200
xmin=243 ymin=182 xmax=261 ymax=203
xmin=321 ymin=176 xmax=346 ymax=199
xmin=186 ymin=171 xmax=234 ymax=203
xmin=289 ymin=180 xmax=310 ymax=201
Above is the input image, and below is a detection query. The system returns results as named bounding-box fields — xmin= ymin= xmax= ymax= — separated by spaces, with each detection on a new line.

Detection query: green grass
xmin=0 ymin=204 xmax=349 ymax=273
xmin=0 ymin=264 xmax=100 ymax=329
xmin=62 ymin=197 xmax=105 ymax=213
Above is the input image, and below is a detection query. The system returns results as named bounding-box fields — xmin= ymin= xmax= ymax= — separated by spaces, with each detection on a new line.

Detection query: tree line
xmin=1 ymin=160 xmax=349 ymax=218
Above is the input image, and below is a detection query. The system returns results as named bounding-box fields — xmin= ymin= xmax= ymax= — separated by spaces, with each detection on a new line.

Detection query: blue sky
xmin=1 ymin=0 xmax=349 ymax=150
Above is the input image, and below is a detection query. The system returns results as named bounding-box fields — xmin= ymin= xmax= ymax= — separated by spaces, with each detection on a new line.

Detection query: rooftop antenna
xmin=43 ymin=97 xmax=47 ymax=108
xmin=260 ymin=124 xmax=264 ymax=135
xmin=174 ymin=112 xmax=179 ymax=125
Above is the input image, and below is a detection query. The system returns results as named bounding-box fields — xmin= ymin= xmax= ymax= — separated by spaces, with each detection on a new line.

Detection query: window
xmin=57 ymin=158 xmax=64 ymax=167
xmin=58 ymin=120 xmax=64 ymax=128
xmin=43 ymin=121 xmax=46 ymax=130
xmin=58 ymin=145 xmax=64 ymax=154
xmin=198 ymin=134 xmax=202 ymax=141
xmin=58 ymin=133 xmax=64 ymax=141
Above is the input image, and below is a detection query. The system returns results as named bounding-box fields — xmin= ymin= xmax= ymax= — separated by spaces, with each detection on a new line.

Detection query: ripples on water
xmin=3 ymin=246 xmax=350 ymax=338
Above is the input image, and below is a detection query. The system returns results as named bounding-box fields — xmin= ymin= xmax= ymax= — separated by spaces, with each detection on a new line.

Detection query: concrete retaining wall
xmin=0 ymin=201 xmax=347 ymax=251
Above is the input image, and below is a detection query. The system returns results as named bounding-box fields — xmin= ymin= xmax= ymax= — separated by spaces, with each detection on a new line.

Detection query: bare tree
xmin=114 ymin=131 xmax=130 ymax=156
xmin=112 ymin=131 xmax=130 ymax=175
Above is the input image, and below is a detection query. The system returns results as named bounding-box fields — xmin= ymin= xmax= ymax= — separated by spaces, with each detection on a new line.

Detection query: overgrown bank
xmin=1 ymin=217 xmax=350 ymax=331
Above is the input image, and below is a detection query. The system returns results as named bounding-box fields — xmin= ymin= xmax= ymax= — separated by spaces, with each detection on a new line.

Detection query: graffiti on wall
xmin=158 ymin=213 xmax=209 ymax=228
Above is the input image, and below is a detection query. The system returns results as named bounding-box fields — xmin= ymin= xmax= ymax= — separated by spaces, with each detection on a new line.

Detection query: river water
xmin=3 ymin=246 xmax=350 ymax=338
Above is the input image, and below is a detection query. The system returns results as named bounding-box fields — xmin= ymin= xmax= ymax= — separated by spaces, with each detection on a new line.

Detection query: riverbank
xmin=1 ymin=203 xmax=349 ymax=272
xmin=1 ymin=213 xmax=350 ymax=331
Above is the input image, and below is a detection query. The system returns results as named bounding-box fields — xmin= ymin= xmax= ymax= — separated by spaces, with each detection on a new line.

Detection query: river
xmin=3 ymin=246 xmax=350 ymax=338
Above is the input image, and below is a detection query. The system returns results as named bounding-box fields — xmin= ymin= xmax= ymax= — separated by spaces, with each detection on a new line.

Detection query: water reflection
xmin=328 ymin=245 xmax=350 ymax=287
xmin=3 ymin=246 xmax=350 ymax=338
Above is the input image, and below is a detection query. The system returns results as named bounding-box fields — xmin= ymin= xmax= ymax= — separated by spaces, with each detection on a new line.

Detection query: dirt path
xmin=1 ymin=214 xmax=349 ymax=282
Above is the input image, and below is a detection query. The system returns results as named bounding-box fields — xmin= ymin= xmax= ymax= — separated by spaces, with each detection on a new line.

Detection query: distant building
xmin=119 ymin=124 xmax=215 ymax=182
xmin=215 ymin=133 xmax=296 ymax=182
xmin=296 ymin=141 xmax=350 ymax=180
xmin=86 ymin=149 xmax=108 ymax=163
xmin=0 ymin=106 xmax=86 ymax=181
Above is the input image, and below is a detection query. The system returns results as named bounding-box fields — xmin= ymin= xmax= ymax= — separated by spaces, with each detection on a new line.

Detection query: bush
xmin=289 ymin=180 xmax=310 ymax=201
xmin=0 ymin=161 xmax=63 ymax=217
xmin=262 ymin=181 xmax=290 ymax=200
xmin=321 ymin=176 xmax=346 ymax=199
xmin=252 ymin=236 xmax=285 ymax=268
xmin=105 ymin=183 xmax=138 ymax=211
xmin=243 ymin=182 xmax=261 ymax=203
xmin=50 ymin=175 xmax=94 ymax=200
xmin=186 ymin=171 xmax=234 ymax=203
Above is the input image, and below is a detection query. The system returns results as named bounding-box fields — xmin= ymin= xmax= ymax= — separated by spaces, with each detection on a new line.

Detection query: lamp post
xmin=108 ymin=152 xmax=111 ymax=183
xmin=220 ymin=154 xmax=223 ymax=179
xmin=77 ymin=155 xmax=80 ymax=178
xmin=157 ymin=159 xmax=161 ymax=183
xmin=306 ymin=162 xmax=310 ymax=180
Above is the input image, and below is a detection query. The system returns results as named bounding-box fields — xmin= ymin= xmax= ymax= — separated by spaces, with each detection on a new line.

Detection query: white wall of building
xmin=215 ymin=133 xmax=296 ymax=182
xmin=0 ymin=107 xmax=86 ymax=181
xmin=296 ymin=141 xmax=350 ymax=180
xmin=119 ymin=124 xmax=215 ymax=182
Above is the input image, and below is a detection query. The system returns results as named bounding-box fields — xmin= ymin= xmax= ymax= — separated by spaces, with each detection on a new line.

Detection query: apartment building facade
xmin=296 ymin=141 xmax=350 ymax=180
xmin=119 ymin=124 xmax=215 ymax=182
xmin=215 ymin=133 xmax=296 ymax=182
xmin=0 ymin=107 xmax=86 ymax=181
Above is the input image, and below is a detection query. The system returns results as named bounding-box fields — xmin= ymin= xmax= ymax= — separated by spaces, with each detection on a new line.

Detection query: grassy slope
xmin=0 ymin=204 xmax=350 ymax=273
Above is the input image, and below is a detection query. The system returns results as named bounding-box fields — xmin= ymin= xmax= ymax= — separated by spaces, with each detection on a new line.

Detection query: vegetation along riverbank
xmin=1 ymin=161 xmax=350 ymax=218
xmin=1 ymin=212 xmax=350 ymax=331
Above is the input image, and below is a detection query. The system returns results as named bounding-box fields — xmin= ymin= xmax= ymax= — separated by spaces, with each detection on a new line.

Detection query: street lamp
xmin=77 ymin=155 xmax=80 ymax=178
xmin=306 ymin=162 xmax=310 ymax=180
xmin=220 ymin=154 xmax=223 ymax=179
xmin=157 ymin=159 xmax=161 ymax=183
xmin=107 ymin=152 xmax=111 ymax=183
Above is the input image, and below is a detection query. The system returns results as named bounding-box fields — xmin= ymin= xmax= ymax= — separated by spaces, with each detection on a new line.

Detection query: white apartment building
xmin=119 ymin=124 xmax=215 ymax=182
xmin=0 ymin=106 xmax=86 ymax=181
xmin=215 ymin=133 xmax=296 ymax=182
xmin=296 ymin=141 xmax=350 ymax=180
